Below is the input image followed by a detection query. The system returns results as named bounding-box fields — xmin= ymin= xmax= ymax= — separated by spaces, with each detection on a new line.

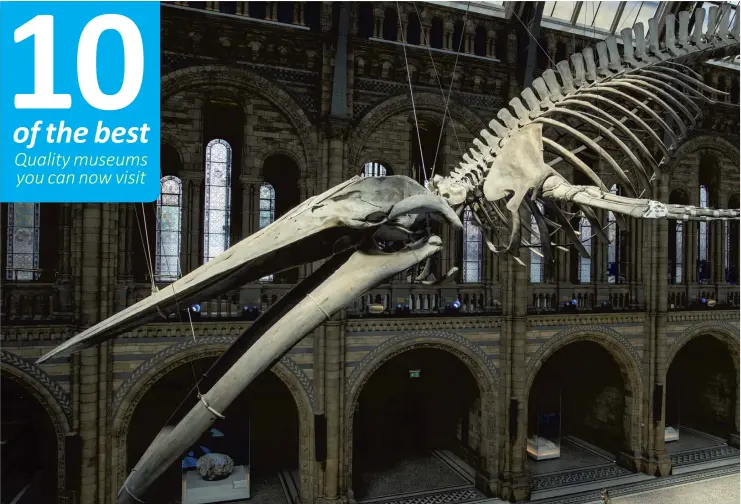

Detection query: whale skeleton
xmin=37 ymin=5 xmax=740 ymax=503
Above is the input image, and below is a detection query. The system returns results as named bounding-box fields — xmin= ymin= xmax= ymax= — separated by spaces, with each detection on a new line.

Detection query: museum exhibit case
xmin=181 ymin=425 xmax=251 ymax=504
xmin=527 ymin=391 xmax=562 ymax=461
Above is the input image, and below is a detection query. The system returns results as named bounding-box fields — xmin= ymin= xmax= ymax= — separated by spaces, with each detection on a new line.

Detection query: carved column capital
xmin=179 ymin=171 xmax=204 ymax=184
xmin=325 ymin=118 xmax=351 ymax=140
xmin=239 ymin=174 xmax=262 ymax=186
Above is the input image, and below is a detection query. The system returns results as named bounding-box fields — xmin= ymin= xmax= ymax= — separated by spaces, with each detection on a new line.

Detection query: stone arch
xmin=666 ymin=322 xmax=740 ymax=435
xmin=160 ymin=132 xmax=188 ymax=168
xmin=0 ymin=351 xmax=71 ymax=503
xmin=344 ymin=331 xmax=499 ymax=498
xmin=348 ymin=92 xmax=486 ymax=168
xmin=253 ymin=145 xmax=308 ymax=179
xmin=667 ymin=135 xmax=740 ymax=189
xmin=356 ymin=155 xmax=396 ymax=176
xmin=667 ymin=322 xmax=740 ymax=373
xmin=524 ymin=326 xmax=643 ymax=455
xmin=111 ymin=337 xmax=314 ymax=503
xmin=160 ymin=65 xmax=319 ymax=175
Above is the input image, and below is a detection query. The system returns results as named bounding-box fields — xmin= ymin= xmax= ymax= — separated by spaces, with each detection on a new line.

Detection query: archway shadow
xmin=0 ymin=375 xmax=59 ymax=504
xmin=352 ymin=348 xmax=480 ymax=500
xmin=666 ymin=335 xmax=737 ymax=451
xmin=126 ymin=358 xmax=299 ymax=504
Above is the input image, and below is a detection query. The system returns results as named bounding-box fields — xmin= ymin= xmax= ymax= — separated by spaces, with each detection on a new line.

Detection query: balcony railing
xmin=528 ymin=284 xmax=638 ymax=313
xmin=349 ymin=284 xmax=498 ymax=317
xmin=1 ymin=283 xmax=57 ymax=321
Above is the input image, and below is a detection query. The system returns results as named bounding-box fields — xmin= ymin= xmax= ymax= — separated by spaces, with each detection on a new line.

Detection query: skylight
xmin=541 ymin=1 xmax=661 ymax=38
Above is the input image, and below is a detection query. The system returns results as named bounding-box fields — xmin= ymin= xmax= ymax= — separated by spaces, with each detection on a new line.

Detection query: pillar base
xmin=616 ymin=449 xmax=641 ymax=472
xmin=495 ymin=472 xmax=530 ymax=502
xmin=638 ymin=451 xmax=672 ymax=477
xmin=728 ymin=433 xmax=740 ymax=448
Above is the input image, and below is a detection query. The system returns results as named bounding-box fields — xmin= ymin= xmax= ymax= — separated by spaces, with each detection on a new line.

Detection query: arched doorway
xmin=0 ymin=375 xmax=59 ymax=504
xmin=666 ymin=334 xmax=738 ymax=450
xmin=527 ymin=341 xmax=636 ymax=486
xmin=352 ymin=348 xmax=482 ymax=500
xmin=126 ymin=357 xmax=300 ymax=504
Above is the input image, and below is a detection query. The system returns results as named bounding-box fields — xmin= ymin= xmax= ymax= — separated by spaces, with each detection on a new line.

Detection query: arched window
xmin=726 ymin=194 xmax=740 ymax=284
xmin=155 ymin=176 xmax=182 ymax=282
xmin=430 ymin=18 xmax=444 ymax=49
xmin=259 ymin=183 xmax=276 ymax=283
xmin=462 ymin=208 xmax=482 ymax=283
xmin=407 ymin=13 xmax=421 ymax=45
xmin=203 ymin=139 xmax=232 ymax=264
xmin=607 ymin=184 xmax=619 ymax=284
xmin=382 ymin=8 xmax=398 ymax=41
xmin=474 ymin=26 xmax=487 ymax=56
xmin=259 ymin=183 xmax=276 ymax=230
xmin=578 ymin=217 xmax=592 ymax=283
xmin=5 ymin=203 xmax=41 ymax=281
xmin=698 ymin=184 xmax=711 ymax=283
xmin=358 ymin=5 xmax=374 ymax=38
xmin=362 ymin=162 xmax=387 ymax=177
xmin=530 ymin=202 xmax=544 ymax=283
xmin=452 ymin=21 xmax=464 ymax=52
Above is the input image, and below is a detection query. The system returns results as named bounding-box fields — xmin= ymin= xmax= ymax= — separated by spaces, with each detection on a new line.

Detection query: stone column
xmin=236 ymin=2 xmax=246 ymax=15
xmin=422 ymin=21 xmax=431 ymax=46
xmin=55 ymin=203 xmax=74 ymax=315
xmin=293 ymin=2 xmax=305 ymax=25
xmin=77 ymin=204 xmax=104 ymax=504
xmin=266 ymin=1 xmax=278 ymax=20
xmin=464 ymin=25 xmax=475 ymax=54
xmin=443 ymin=21 xmax=453 ymax=50
xmin=327 ymin=120 xmax=349 ymax=189
xmin=205 ymin=1 xmax=218 ymax=11
xmin=638 ymin=175 xmax=671 ymax=476
xmin=546 ymin=33 xmax=556 ymax=68
xmin=322 ymin=318 xmax=344 ymax=502
xmin=496 ymin=254 xmax=529 ymax=501
xmin=182 ymin=172 xmax=204 ymax=273
xmin=487 ymin=29 xmax=496 ymax=57
xmin=373 ymin=8 xmax=384 ymax=38
xmin=240 ymin=174 xmax=261 ymax=239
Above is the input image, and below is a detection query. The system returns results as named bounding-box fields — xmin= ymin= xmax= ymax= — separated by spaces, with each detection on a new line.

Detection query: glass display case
xmin=527 ymin=388 xmax=562 ymax=461
xmin=181 ymin=420 xmax=251 ymax=504
xmin=665 ymin=387 xmax=680 ymax=443
xmin=527 ymin=411 xmax=562 ymax=460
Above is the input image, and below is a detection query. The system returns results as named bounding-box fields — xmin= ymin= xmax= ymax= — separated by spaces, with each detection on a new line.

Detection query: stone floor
xmin=356 ymin=451 xmax=472 ymax=500
xmin=664 ymin=427 xmax=726 ymax=454
xmin=596 ymin=474 xmax=739 ymax=504
xmin=528 ymin=437 xmax=614 ymax=476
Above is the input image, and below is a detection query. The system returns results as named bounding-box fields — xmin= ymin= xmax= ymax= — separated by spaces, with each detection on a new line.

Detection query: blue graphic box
xmin=1 ymin=1 xmax=160 ymax=202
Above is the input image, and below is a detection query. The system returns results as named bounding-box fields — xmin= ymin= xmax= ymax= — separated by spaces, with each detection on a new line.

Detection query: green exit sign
xmin=409 ymin=369 xmax=421 ymax=378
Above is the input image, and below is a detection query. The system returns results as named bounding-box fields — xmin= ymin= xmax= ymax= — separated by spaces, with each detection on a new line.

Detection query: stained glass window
xmin=155 ymin=176 xmax=182 ymax=282
xmin=203 ymin=139 xmax=232 ymax=264
xmin=530 ymin=202 xmax=544 ymax=283
xmin=363 ymin=162 xmax=387 ymax=177
xmin=578 ymin=217 xmax=592 ymax=283
xmin=5 ymin=203 xmax=40 ymax=281
xmin=463 ymin=207 xmax=482 ymax=283
xmin=259 ymin=183 xmax=276 ymax=283
xmin=698 ymin=185 xmax=710 ymax=283
xmin=607 ymin=185 xmax=618 ymax=284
